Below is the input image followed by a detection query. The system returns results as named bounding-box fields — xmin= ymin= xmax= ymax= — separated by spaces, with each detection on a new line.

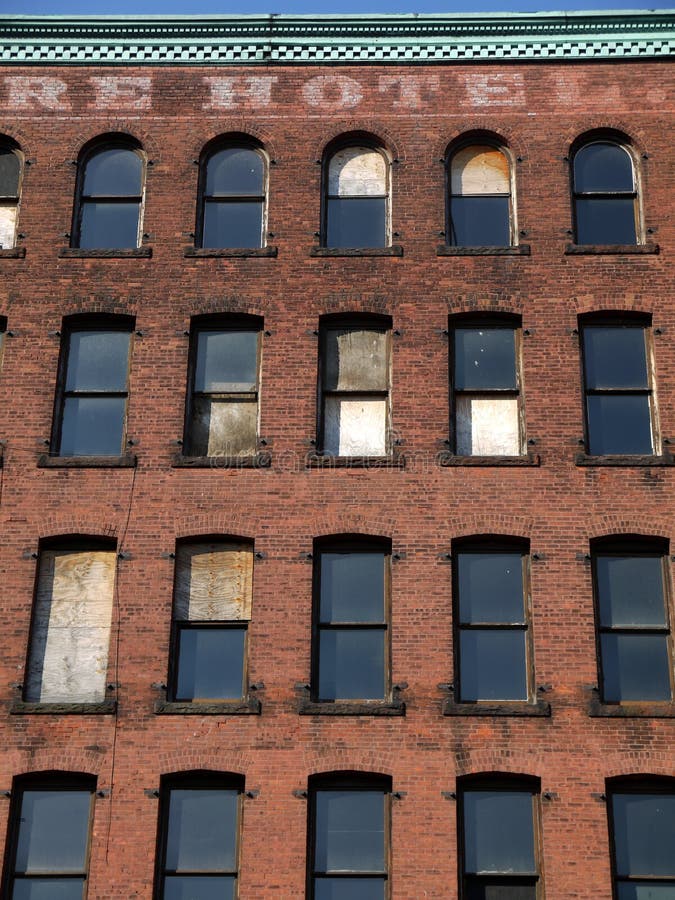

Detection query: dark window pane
xmin=326 ymin=198 xmax=386 ymax=248
xmin=12 ymin=880 xmax=85 ymax=900
xmin=574 ymin=143 xmax=634 ymax=192
xmin=315 ymin=878 xmax=386 ymax=900
xmin=166 ymin=789 xmax=238 ymax=872
xmin=464 ymin=791 xmax=535 ymax=874
xmin=202 ymin=201 xmax=263 ymax=249
xmin=66 ymin=331 xmax=130 ymax=392
xmin=454 ymin=329 xmax=517 ymax=392
xmin=575 ymin=197 xmax=636 ymax=245
xmin=315 ymin=791 xmax=385 ymax=872
xmin=195 ymin=330 xmax=258 ymax=393
xmin=601 ymin=634 xmax=671 ymax=702
xmin=320 ymin=553 xmax=385 ymax=623
xmin=16 ymin=791 xmax=90 ymax=873
xmin=82 ymin=148 xmax=142 ymax=195
xmin=318 ymin=630 xmax=385 ymax=700
xmin=0 ymin=149 xmax=20 ymax=196
xmin=60 ymin=397 xmax=126 ymax=456
xmin=596 ymin=557 xmax=666 ymax=627
xmin=586 ymin=395 xmax=653 ymax=455
xmin=206 ymin=148 xmax=263 ymax=195
xmin=175 ymin=627 xmax=245 ymax=700
xmin=613 ymin=793 xmax=675 ymax=877
xmin=450 ymin=197 xmax=510 ymax=247
xmin=163 ymin=876 xmax=236 ymax=900
xmin=584 ymin=328 xmax=648 ymax=390
xmin=457 ymin=553 xmax=524 ymax=623
xmin=465 ymin=882 xmax=537 ymax=900
xmin=617 ymin=885 xmax=675 ymax=899
xmin=79 ymin=201 xmax=140 ymax=249
xmin=460 ymin=630 xmax=528 ymax=701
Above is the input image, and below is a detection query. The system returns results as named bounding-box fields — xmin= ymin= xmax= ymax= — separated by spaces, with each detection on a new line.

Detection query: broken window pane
xmin=449 ymin=145 xmax=512 ymax=247
xmin=25 ymin=548 xmax=116 ymax=704
xmin=573 ymin=142 xmax=637 ymax=245
xmin=200 ymin=147 xmax=265 ymax=249
xmin=326 ymin=146 xmax=388 ymax=248
xmin=75 ymin=144 xmax=143 ymax=249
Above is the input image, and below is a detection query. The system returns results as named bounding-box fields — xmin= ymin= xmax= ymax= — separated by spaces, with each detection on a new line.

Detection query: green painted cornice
xmin=1 ymin=10 xmax=675 ymax=65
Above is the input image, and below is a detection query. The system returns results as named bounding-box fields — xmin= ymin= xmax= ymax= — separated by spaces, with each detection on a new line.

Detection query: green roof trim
xmin=1 ymin=11 xmax=675 ymax=65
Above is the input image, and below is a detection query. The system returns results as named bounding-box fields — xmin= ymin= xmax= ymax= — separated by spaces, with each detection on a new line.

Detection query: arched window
xmin=572 ymin=140 xmax=638 ymax=245
xmin=73 ymin=138 xmax=145 ymax=249
xmin=198 ymin=142 xmax=267 ymax=249
xmin=324 ymin=143 xmax=390 ymax=248
xmin=448 ymin=143 xmax=513 ymax=247
xmin=0 ymin=139 xmax=22 ymax=250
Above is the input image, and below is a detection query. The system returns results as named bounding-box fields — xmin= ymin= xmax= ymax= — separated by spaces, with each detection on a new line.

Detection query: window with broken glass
xmin=452 ymin=321 xmax=523 ymax=457
xmin=448 ymin=144 xmax=513 ymax=247
xmin=4 ymin=775 xmax=95 ymax=900
xmin=572 ymin=140 xmax=638 ymax=245
xmin=459 ymin=778 xmax=542 ymax=900
xmin=184 ymin=319 xmax=261 ymax=459
xmin=51 ymin=319 xmax=133 ymax=457
xmin=309 ymin=774 xmax=390 ymax=900
xmin=318 ymin=318 xmax=391 ymax=458
xmin=313 ymin=542 xmax=389 ymax=702
xmin=169 ymin=541 xmax=253 ymax=703
xmin=198 ymin=144 xmax=266 ymax=249
xmin=455 ymin=544 xmax=532 ymax=702
xmin=0 ymin=140 xmax=22 ymax=250
xmin=73 ymin=140 xmax=145 ymax=249
xmin=593 ymin=542 xmax=673 ymax=703
xmin=324 ymin=145 xmax=390 ymax=248
xmin=580 ymin=321 xmax=655 ymax=456
xmin=156 ymin=774 xmax=243 ymax=900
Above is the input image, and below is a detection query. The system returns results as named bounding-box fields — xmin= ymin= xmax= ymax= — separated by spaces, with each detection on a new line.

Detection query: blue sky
xmin=5 ymin=0 xmax=675 ymax=17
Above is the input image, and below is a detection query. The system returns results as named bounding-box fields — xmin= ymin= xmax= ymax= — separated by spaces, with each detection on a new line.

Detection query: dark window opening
xmin=448 ymin=144 xmax=513 ymax=247
xmin=198 ymin=145 xmax=266 ymax=249
xmin=572 ymin=141 xmax=638 ymax=245
xmin=324 ymin=145 xmax=389 ymax=249
xmin=0 ymin=141 xmax=21 ymax=250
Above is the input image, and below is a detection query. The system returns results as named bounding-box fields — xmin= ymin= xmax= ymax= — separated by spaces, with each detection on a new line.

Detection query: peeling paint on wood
xmin=174 ymin=542 xmax=253 ymax=621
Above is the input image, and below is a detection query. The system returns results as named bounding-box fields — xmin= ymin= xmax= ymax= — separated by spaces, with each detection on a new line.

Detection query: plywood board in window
xmin=0 ymin=206 xmax=16 ymax=249
xmin=192 ymin=398 xmax=257 ymax=457
xmin=324 ymin=397 xmax=387 ymax=456
xmin=456 ymin=396 xmax=520 ymax=456
xmin=324 ymin=329 xmax=388 ymax=392
xmin=451 ymin=146 xmax=509 ymax=196
xmin=329 ymin=148 xmax=386 ymax=197
xmin=174 ymin=542 xmax=253 ymax=621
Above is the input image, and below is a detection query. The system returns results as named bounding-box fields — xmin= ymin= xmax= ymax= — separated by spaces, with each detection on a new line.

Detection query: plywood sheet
xmin=192 ymin=398 xmax=257 ymax=457
xmin=328 ymin=147 xmax=386 ymax=197
xmin=456 ymin=395 xmax=520 ymax=456
xmin=324 ymin=397 xmax=387 ymax=456
xmin=174 ymin=542 xmax=253 ymax=621
xmin=324 ymin=328 xmax=388 ymax=392
xmin=451 ymin=146 xmax=509 ymax=195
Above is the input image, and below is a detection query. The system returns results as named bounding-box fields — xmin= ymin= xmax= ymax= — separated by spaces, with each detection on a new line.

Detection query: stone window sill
xmin=0 ymin=247 xmax=25 ymax=259
xmin=172 ymin=452 xmax=271 ymax=469
xmin=306 ymin=453 xmax=405 ymax=468
xmin=184 ymin=247 xmax=277 ymax=258
xmin=38 ymin=453 xmax=137 ymax=468
xmin=310 ymin=246 xmax=403 ymax=258
xmin=565 ymin=243 xmax=659 ymax=255
xmin=58 ymin=247 xmax=152 ymax=259
xmin=439 ymin=453 xmax=540 ymax=467
xmin=11 ymin=700 xmax=116 ymax=715
xmin=443 ymin=698 xmax=551 ymax=717
xmin=437 ymin=245 xmax=530 ymax=257
xmin=155 ymin=697 xmax=261 ymax=715
xmin=588 ymin=696 xmax=675 ymax=718
xmin=575 ymin=452 xmax=674 ymax=467
xmin=298 ymin=699 xmax=405 ymax=716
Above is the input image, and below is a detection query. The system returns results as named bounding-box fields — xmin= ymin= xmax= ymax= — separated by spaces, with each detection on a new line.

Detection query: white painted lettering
xmin=466 ymin=73 xmax=525 ymax=108
xmin=203 ymin=75 xmax=278 ymax=109
xmin=302 ymin=74 xmax=363 ymax=109
xmin=5 ymin=76 xmax=71 ymax=110
xmin=378 ymin=73 xmax=440 ymax=109
xmin=90 ymin=76 xmax=152 ymax=110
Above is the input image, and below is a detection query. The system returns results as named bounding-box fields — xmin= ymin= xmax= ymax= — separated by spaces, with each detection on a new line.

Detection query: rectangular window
xmin=52 ymin=323 xmax=132 ymax=457
xmin=609 ymin=785 xmax=675 ymax=898
xmin=453 ymin=324 xmax=523 ymax=456
xmin=460 ymin=782 xmax=541 ymax=899
xmin=313 ymin=545 xmax=389 ymax=701
xmin=310 ymin=780 xmax=389 ymax=899
xmin=455 ymin=547 xmax=531 ymax=702
xmin=593 ymin=549 xmax=672 ymax=702
xmin=5 ymin=778 xmax=94 ymax=899
xmin=581 ymin=323 xmax=655 ymax=455
xmin=24 ymin=545 xmax=116 ymax=704
xmin=184 ymin=322 xmax=261 ymax=458
xmin=157 ymin=778 xmax=242 ymax=899
xmin=319 ymin=320 xmax=391 ymax=457
xmin=170 ymin=541 xmax=253 ymax=702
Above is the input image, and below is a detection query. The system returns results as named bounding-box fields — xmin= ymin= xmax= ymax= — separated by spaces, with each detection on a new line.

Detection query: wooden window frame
xmin=0 ymin=140 xmax=23 ymax=251
xmin=572 ymin=139 xmax=641 ymax=246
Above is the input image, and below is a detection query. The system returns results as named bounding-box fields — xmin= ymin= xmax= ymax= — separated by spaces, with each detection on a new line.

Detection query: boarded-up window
xmin=25 ymin=547 xmax=116 ymax=704
xmin=449 ymin=144 xmax=512 ymax=247
xmin=185 ymin=323 xmax=261 ymax=458
xmin=170 ymin=541 xmax=253 ymax=701
xmin=320 ymin=321 xmax=390 ymax=457
xmin=0 ymin=144 xmax=21 ymax=250
xmin=453 ymin=324 xmax=523 ymax=457
xmin=325 ymin=146 xmax=389 ymax=248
